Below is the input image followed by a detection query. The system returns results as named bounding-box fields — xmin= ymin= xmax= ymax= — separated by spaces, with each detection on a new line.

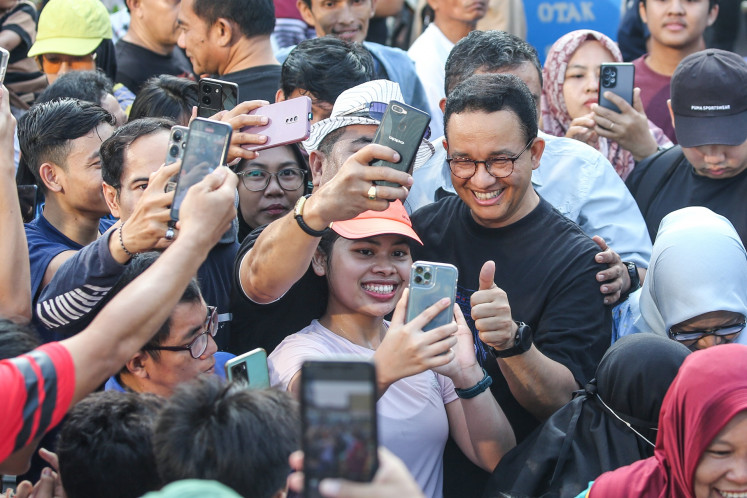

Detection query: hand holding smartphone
xmin=240 ymin=96 xmax=312 ymax=151
xmin=370 ymin=101 xmax=430 ymax=188
xmin=406 ymin=261 xmax=458 ymax=331
xmin=598 ymin=63 xmax=635 ymax=114
xmin=170 ymin=118 xmax=232 ymax=222
xmin=0 ymin=48 xmax=9 ymax=86
xmin=302 ymin=360 xmax=378 ymax=498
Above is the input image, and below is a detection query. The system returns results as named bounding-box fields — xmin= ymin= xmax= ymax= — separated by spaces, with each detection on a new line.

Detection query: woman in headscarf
xmin=579 ymin=343 xmax=747 ymax=498
xmin=614 ymin=206 xmax=747 ymax=350
xmin=541 ymin=30 xmax=671 ymax=179
xmin=484 ymin=334 xmax=690 ymax=498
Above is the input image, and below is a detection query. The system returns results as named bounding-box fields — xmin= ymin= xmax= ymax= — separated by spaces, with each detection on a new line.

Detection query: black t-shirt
xmin=411 ymin=196 xmax=611 ymax=498
xmin=229 ymin=224 xmax=328 ymax=356
xmin=627 ymin=146 xmax=747 ymax=246
xmin=114 ymin=40 xmax=194 ymax=95
xmin=220 ymin=65 xmax=281 ymax=103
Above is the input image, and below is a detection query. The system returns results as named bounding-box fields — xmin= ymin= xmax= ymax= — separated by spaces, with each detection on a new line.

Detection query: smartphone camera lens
xmin=415 ymin=266 xmax=424 ymax=274
xmin=414 ymin=275 xmax=423 ymax=284
xmin=202 ymin=96 xmax=211 ymax=105
xmin=424 ymin=272 xmax=432 ymax=281
xmin=169 ymin=145 xmax=179 ymax=157
xmin=172 ymin=130 xmax=182 ymax=141
xmin=202 ymin=85 xmax=211 ymax=94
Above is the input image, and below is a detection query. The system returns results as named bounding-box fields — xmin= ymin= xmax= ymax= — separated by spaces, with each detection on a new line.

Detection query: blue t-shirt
xmin=25 ymin=215 xmax=115 ymax=301
xmin=104 ymin=351 xmax=234 ymax=392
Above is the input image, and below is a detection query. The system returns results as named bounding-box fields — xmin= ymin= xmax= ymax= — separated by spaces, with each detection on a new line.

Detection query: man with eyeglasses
xmin=410 ymin=73 xmax=610 ymax=497
xmin=104 ymin=252 xmax=233 ymax=397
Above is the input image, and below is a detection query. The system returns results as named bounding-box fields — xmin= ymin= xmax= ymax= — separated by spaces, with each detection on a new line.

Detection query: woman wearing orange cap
xmin=268 ymin=200 xmax=515 ymax=498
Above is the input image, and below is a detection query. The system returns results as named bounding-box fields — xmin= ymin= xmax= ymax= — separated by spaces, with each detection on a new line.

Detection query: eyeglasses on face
xmin=236 ymin=167 xmax=306 ymax=192
xmin=35 ymin=53 xmax=97 ymax=74
xmin=668 ymin=320 xmax=746 ymax=345
xmin=343 ymin=101 xmax=432 ymax=140
xmin=144 ymin=306 xmax=218 ymax=359
xmin=446 ymin=137 xmax=535 ymax=180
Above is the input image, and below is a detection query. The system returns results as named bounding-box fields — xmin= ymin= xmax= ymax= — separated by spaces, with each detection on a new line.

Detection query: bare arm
xmin=240 ymin=144 xmax=411 ymax=303
xmin=472 ymin=262 xmax=578 ymax=420
xmin=0 ymin=86 xmax=31 ymax=323
xmin=0 ymin=30 xmax=22 ymax=52
xmin=61 ymin=167 xmax=238 ymax=404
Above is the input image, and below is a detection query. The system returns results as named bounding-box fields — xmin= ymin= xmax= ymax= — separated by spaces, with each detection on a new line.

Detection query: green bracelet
xmin=454 ymin=368 xmax=492 ymax=399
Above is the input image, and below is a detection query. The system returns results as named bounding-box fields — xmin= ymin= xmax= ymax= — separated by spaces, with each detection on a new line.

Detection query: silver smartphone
xmin=406 ymin=261 xmax=458 ymax=331
xmin=598 ymin=63 xmax=635 ymax=114
xmin=0 ymin=47 xmax=9 ymax=86
xmin=165 ymin=125 xmax=189 ymax=166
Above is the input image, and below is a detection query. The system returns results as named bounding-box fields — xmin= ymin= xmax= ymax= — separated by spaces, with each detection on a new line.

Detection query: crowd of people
xmin=1 ymin=0 xmax=746 ymax=496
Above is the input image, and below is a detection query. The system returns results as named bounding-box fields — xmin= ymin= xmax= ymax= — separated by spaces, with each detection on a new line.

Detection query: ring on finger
xmin=610 ymin=122 xmax=615 ymax=131
xmin=165 ymin=227 xmax=175 ymax=241
xmin=367 ymin=185 xmax=377 ymax=200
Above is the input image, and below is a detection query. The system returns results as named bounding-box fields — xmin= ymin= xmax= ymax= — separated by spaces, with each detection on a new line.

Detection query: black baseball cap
xmin=670 ymin=49 xmax=747 ymax=148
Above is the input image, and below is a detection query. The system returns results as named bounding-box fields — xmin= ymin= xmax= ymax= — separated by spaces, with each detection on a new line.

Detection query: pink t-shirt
xmin=269 ymin=320 xmax=458 ymax=498
xmin=633 ymin=55 xmax=676 ymax=143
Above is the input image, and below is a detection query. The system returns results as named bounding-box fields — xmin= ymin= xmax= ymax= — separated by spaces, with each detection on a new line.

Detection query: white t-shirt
xmin=268 ymin=320 xmax=458 ymax=498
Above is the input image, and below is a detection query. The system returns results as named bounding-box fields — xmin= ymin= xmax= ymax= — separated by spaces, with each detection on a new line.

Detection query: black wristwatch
xmin=294 ymin=194 xmax=330 ymax=237
xmin=619 ymin=261 xmax=641 ymax=302
xmin=488 ymin=322 xmax=533 ymax=358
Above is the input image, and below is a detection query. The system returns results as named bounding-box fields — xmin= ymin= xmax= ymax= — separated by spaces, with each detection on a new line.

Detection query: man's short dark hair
xmin=0 ymin=319 xmax=40 ymax=360
xmin=192 ymin=0 xmax=275 ymax=39
xmin=36 ymin=70 xmax=114 ymax=106
xmin=129 ymin=76 xmax=199 ymax=124
xmin=444 ymin=73 xmax=538 ymax=143
xmin=116 ymin=252 xmax=201 ymax=363
xmin=56 ymin=391 xmax=164 ymax=498
xmin=444 ymin=30 xmax=542 ymax=97
xmin=154 ymin=376 xmax=300 ymax=498
xmin=100 ymin=118 xmax=174 ymax=189
xmin=281 ymin=37 xmax=375 ymax=105
xmin=17 ymin=99 xmax=115 ymax=192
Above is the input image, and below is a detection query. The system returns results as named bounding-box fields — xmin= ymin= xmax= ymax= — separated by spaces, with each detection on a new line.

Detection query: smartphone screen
xmin=598 ymin=63 xmax=635 ymax=113
xmin=370 ymin=100 xmax=430 ymax=188
xmin=170 ymin=118 xmax=232 ymax=221
xmin=241 ymin=96 xmax=312 ymax=151
xmin=0 ymin=48 xmax=9 ymax=86
xmin=225 ymin=348 xmax=270 ymax=389
xmin=198 ymin=78 xmax=239 ymax=118
xmin=406 ymin=261 xmax=458 ymax=331
xmin=302 ymin=360 xmax=378 ymax=497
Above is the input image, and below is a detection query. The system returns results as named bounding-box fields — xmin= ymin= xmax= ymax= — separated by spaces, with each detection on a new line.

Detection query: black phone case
xmin=598 ymin=63 xmax=635 ymax=114
xmin=197 ymin=78 xmax=239 ymax=118
xmin=370 ymin=101 xmax=430 ymax=188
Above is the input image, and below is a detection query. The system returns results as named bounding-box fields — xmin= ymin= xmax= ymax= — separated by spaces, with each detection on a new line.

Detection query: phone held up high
xmin=240 ymin=96 xmax=312 ymax=151
xmin=406 ymin=261 xmax=458 ymax=331
xmin=0 ymin=47 xmax=9 ymax=86
xmin=370 ymin=100 xmax=430 ymax=188
xmin=197 ymin=77 xmax=239 ymax=118
xmin=598 ymin=63 xmax=635 ymax=114
xmin=165 ymin=125 xmax=189 ymax=166
xmin=169 ymin=118 xmax=232 ymax=222
xmin=224 ymin=348 xmax=270 ymax=389
xmin=302 ymin=359 xmax=378 ymax=498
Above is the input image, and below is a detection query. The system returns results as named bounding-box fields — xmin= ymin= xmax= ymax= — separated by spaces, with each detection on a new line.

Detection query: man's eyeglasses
xmin=144 ymin=306 xmax=218 ymax=359
xmin=446 ymin=137 xmax=535 ymax=180
xmin=35 ymin=53 xmax=97 ymax=74
xmin=237 ymin=168 xmax=306 ymax=192
xmin=343 ymin=101 xmax=432 ymax=140
xmin=668 ymin=321 xmax=745 ymax=345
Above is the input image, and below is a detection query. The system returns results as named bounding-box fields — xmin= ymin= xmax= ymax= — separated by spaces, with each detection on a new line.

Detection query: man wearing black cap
xmin=626 ymin=49 xmax=747 ymax=246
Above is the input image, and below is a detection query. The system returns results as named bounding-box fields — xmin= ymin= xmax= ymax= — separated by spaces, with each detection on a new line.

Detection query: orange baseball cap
xmin=330 ymin=200 xmax=423 ymax=245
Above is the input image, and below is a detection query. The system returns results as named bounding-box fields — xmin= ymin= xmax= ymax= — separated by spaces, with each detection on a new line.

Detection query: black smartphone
xmin=17 ymin=184 xmax=38 ymax=223
xmin=370 ymin=100 xmax=430 ymax=188
xmin=598 ymin=63 xmax=635 ymax=114
xmin=197 ymin=77 xmax=239 ymax=118
xmin=302 ymin=360 xmax=378 ymax=498
xmin=169 ymin=118 xmax=232 ymax=222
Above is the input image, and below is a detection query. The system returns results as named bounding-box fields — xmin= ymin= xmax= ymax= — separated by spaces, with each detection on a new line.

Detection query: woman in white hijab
xmin=614 ymin=207 xmax=747 ymax=350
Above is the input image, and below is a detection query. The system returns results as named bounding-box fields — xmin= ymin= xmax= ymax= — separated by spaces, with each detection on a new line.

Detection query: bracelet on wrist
xmin=294 ymin=194 xmax=330 ymax=237
xmin=118 ymin=222 xmax=135 ymax=258
xmin=454 ymin=368 xmax=492 ymax=399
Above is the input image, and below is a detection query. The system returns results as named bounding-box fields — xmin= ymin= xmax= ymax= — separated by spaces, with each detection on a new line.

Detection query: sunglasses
xmin=668 ymin=321 xmax=745 ymax=344
xmin=35 ymin=53 xmax=97 ymax=74
xmin=343 ymin=101 xmax=432 ymax=140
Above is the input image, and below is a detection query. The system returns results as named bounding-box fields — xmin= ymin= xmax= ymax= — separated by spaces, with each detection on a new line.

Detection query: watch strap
xmin=489 ymin=322 xmax=533 ymax=358
xmin=294 ymin=194 xmax=329 ymax=237
xmin=454 ymin=368 xmax=493 ymax=399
